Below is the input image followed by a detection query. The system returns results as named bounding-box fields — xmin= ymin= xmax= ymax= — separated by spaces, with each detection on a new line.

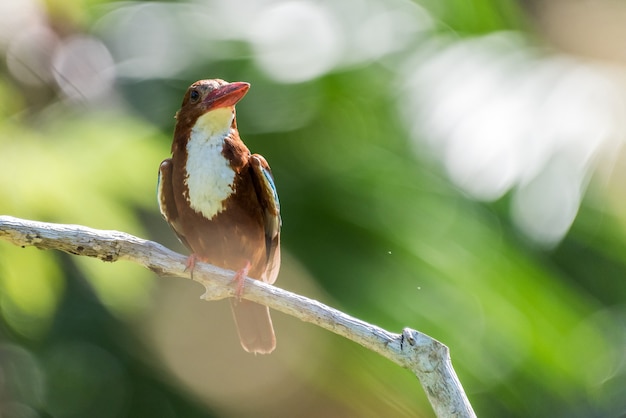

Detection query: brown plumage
xmin=158 ymin=79 xmax=281 ymax=354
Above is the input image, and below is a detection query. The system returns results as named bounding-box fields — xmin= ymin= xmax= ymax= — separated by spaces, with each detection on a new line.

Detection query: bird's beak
xmin=204 ymin=82 xmax=250 ymax=110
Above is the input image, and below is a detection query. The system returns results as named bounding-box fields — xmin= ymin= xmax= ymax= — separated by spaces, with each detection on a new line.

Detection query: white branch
xmin=0 ymin=215 xmax=475 ymax=418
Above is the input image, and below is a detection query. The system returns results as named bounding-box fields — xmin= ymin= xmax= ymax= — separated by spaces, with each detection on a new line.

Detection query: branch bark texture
xmin=0 ymin=215 xmax=475 ymax=418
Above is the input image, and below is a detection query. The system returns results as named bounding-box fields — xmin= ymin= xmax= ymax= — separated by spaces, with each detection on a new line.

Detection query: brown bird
xmin=157 ymin=79 xmax=281 ymax=354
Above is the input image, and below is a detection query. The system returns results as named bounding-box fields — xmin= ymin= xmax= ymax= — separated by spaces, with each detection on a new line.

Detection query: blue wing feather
xmin=249 ymin=154 xmax=281 ymax=284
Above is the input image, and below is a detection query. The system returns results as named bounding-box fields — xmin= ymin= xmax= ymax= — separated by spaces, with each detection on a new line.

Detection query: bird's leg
xmin=232 ymin=260 xmax=251 ymax=301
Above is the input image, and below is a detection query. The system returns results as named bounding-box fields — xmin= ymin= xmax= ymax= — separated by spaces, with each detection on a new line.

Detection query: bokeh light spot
xmin=6 ymin=24 xmax=58 ymax=86
xmin=249 ymin=1 xmax=341 ymax=83
xmin=52 ymin=36 xmax=115 ymax=103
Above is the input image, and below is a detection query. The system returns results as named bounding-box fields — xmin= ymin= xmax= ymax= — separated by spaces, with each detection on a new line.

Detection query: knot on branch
xmin=200 ymin=283 xmax=232 ymax=301
xmin=401 ymin=328 xmax=449 ymax=374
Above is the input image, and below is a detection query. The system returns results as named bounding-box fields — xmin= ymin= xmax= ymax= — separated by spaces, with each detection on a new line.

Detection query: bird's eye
xmin=189 ymin=89 xmax=200 ymax=103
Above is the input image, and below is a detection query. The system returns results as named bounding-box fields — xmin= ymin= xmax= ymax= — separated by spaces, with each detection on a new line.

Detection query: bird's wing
xmin=249 ymin=154 xmax=281 ymax=284
xmin=158 ymin=158 xmax=192 ymax=249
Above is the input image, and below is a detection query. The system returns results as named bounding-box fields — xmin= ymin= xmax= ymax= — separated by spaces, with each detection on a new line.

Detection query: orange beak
xmin=204 ymin=81 xmax=250 ymax=110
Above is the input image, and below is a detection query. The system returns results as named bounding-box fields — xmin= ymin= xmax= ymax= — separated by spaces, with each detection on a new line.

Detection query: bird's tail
xmin=230 ymin=299 xmax=276 ymax=354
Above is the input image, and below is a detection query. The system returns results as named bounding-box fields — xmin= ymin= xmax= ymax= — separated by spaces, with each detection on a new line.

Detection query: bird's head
xmin=173 ymin=79 xmax=250 ymax=147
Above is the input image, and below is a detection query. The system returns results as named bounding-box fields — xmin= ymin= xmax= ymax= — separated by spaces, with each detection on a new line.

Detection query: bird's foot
xmin=184 ymin=254 xmax=201 ymax=279
xmin=232 ymin=261 xmax=251 ymax=301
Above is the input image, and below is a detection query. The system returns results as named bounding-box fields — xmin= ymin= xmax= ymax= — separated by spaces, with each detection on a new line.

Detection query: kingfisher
xmin=157 ymin=79 xmax=281 ymax=354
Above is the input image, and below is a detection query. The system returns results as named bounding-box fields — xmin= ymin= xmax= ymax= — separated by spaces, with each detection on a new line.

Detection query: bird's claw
xmin=184 ymin=254 xmax=200 ymax=279
xmin=232 ymin=260 xmax=251 ymax=302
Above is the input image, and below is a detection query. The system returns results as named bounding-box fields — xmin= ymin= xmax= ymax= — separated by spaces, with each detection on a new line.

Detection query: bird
xmin=157 ymin=79 xmax=281 ymax=354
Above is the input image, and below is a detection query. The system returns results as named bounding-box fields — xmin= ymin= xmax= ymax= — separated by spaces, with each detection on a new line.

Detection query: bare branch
xmin=0 ymin=215 xmax=476 ymax=418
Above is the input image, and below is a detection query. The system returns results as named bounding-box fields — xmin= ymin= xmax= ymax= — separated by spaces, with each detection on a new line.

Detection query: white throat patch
xmin=184 ymin=108 xmax=236 ymax=219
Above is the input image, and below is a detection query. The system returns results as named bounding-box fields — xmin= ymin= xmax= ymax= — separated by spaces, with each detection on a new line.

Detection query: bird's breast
xmin=184 ymin=123 xmax=236 ymax=220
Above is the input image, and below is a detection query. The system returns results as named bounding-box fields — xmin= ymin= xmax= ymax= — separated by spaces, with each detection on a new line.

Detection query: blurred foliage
xmin=1 ymin=0 xmax=626 ymax=417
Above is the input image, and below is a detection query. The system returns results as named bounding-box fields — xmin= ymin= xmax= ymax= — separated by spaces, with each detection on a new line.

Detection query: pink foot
xmin=184 ymin=254 xmax=201 ymax=279
xmin=232 ymin=261 xmax=251 ymax=301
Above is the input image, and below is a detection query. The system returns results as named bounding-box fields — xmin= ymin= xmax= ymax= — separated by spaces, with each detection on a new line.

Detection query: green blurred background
xmin=2 ymin=0 xmax=626 ymax=416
